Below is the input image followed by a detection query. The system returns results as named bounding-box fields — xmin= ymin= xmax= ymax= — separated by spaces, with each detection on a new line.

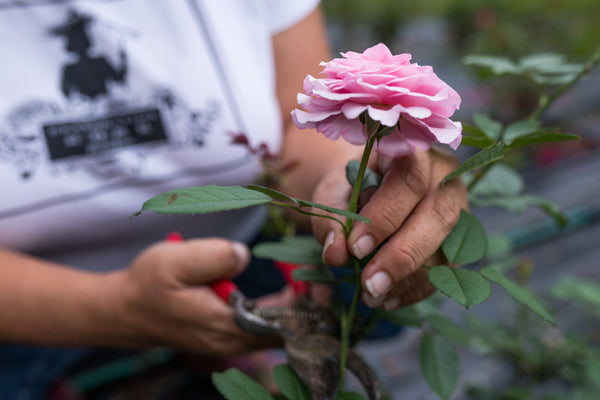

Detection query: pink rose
xmin=291 ymin=43 xmax=462 ymax=158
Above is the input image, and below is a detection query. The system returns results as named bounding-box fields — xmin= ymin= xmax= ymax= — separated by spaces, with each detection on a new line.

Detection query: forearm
xmin=0 ymin=248 xmax=137 ymax=348
xmin=279 ymin=123 xmax=362 ymax=202
xmin=272 ymin=7 xmax=363 ymax=203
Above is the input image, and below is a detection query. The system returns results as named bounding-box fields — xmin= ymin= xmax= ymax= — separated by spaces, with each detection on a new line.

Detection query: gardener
xmin=0 ymin=1 xmax=466 ymax=398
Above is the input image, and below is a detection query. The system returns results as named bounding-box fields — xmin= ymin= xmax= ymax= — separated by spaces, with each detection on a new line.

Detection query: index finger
xmin=347 ymin=150 xmax=432 ymax=260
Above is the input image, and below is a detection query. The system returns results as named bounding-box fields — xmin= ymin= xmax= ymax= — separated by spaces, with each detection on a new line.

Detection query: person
xmin=0 ymin=0 xmax=467 ymax=398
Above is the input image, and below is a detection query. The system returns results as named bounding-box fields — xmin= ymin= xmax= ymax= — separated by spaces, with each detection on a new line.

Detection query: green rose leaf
xmin=428 ymin=266 xmax=491 ymax=309
xmin=425 ymin=314 xmax=469 ymax=346
xmin=292 ymin=268 xmax=336 ymax=284
xmin=470 ymin=163 xmax=524 ymax=197
xmin=585 ymin=353 xmax=600 ymax=390
xmin=247 ymin=185 xmax=370 ymax=225
xmin=473 ymin=114 xmax=503 ymax=140
xmin=506 ymin=130 xmax=579 ymax=148
xmin=442 ymin=210 xmax=487 ymax=265
xmin=297 ymin=198 xmax=371 ymax=225
xmin=247 ymin=184 xmax=299 ymax=205
xmin=518 ymin=53 xmax=583 ymax=77
xmin=442 ymin=143 xmax=505 ymax=184
xmin=381 ymin=306 xmax=422 ymax=327
xmin=138 ymin=185 xmax=273 ymax=215
xmin=334 ymin=392 xmax=366 ymax=400
xmin=472 ymin=194 xmax=567 ymax=227
xmin=463 ymin=54 xmax=519 ymax=75
xmin=551 ymin=277 xmax=600 ymax=308
xmin=346 ymin=160 xmax=382 ymax=192
xmin=211 ymin=368 xmax=274 ymax=400
xmin=273 ymin=364 xmax=312 ymax=400
xmin=502 ymin=119 xmax=541 ymax=144
xmin=485 ymin=234 xmax=514 ymax=260
xmin=481 ymin=266 xmax=555 ymax=324
xmin=460 ymin=135 xmax=496 ymax=149
xmin=252 ymin=236 xmax=323 ymax=265
xmin=419 ymin=334 xmax=460 ymax=400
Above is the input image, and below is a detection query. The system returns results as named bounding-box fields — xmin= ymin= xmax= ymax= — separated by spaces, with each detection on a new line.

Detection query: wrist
xmin=89 ymin=270 xmax=158 ymax=348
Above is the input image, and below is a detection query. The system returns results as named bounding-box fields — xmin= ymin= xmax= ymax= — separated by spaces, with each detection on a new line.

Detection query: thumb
xmin=161 ymin=238 xmax=250 ymax=286
xmin=310 ymin=169 xmax=352 ymax=267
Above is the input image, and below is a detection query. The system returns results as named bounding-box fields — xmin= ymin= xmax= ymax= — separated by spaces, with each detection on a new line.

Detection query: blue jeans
xmin=0 ymin=346 xmax=87 ymax=400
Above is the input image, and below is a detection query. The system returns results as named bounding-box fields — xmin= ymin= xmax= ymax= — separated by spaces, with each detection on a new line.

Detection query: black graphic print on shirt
xmin=0 ymin=4 xmax=224 ymax=181
xmin=50 ymin=9 xmax=128 ymax=99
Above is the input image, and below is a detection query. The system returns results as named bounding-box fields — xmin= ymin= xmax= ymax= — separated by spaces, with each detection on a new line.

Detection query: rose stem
xmin=339 ymin=129 xmax=377 ymax=390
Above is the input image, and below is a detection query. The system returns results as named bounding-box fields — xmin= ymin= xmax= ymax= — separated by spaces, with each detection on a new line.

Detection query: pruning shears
xmin=166 ymin=232 xmax=380 ymax=400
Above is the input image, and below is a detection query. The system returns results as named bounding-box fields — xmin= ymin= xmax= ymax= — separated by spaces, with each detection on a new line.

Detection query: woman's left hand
xmin=311 ymin=147 xmax=468 ymax=310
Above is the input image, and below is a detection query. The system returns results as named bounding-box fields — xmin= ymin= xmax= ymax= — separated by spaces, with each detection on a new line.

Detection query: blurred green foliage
xmin=322 ymin=0 xmax=600 ymax=59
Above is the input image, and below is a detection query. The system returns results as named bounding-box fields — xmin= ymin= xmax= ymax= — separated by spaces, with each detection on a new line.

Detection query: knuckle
xmin=402 ymin=162 xmax=429 ymax=196
xmin=390 ymin=244 xmax=422 ymax=274
xmin=430 ymin=195 xmax=461 ymax=232
xmin=373 ymin=203 xmax=400 ymax=238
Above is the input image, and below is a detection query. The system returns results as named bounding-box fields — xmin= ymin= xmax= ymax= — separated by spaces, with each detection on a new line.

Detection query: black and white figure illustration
xmin=50 ymin=8 xmax=128 ymax=99
xmin=0 ymin=6 xmax=222 ymax=180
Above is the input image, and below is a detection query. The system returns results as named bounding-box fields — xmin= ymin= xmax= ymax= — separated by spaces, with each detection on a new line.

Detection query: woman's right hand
xmin=111 ymin=238 xmax=290 ymax=356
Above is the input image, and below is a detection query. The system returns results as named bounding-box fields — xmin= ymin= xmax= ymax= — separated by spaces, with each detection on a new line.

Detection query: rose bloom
xmin=291 ymin=43 xmax=462 ymax=158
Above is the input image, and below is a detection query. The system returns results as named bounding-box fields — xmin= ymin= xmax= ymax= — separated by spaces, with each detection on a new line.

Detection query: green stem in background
xmin=531 ymin=44 xmax=600 ymax=120
xmin=466 ymin=163 xmax=494 ymax=192
xmin=339 ymin=118 xmax=378 ymax=389
xmin=338 ymin=258 xmax=363 ymax=389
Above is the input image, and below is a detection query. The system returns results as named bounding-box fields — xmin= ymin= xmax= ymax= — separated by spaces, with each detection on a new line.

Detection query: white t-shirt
xmin=0 ymin=0 xmax=319 ymax=269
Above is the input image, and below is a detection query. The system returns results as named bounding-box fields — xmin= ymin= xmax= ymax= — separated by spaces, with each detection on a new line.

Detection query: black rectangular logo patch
xmin=43 ymin=108 xmax=167 ymax=161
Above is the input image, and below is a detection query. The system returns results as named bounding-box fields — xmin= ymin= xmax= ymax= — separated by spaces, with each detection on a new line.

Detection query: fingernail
xmin=352 ymin=234 xmax=375 ymax=259
xmin=383 ymin=297 xmax=401 ymax=311
xmin=378 ymin=156 xmax=393 ymax=173
xmin=365 ymin=271 xmax=392 ymax=298
xmin=322 ymin=231 xmax=335 ymax=263
xmin=361 ymin=292 xmax=384 ymax=308
xmin=232 ymin=242 xmax=250 ymax=269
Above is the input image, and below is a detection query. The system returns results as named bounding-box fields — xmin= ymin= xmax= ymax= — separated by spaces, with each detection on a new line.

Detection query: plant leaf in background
xmin=484 ymin=234 xmax=514 ymax=260
xmin=473 ymin=114 xmax=503 ymax=140
xmin=419 ymin=334 xmax=460 ymax=400
xmin=505 ymin=130 xmax=579 ymax=148
xmin=481 ymin=266 xmax=555 ymax=324
xmin=334 ymin=392 xmax=366 ymax=400
xmin=382 ymin=305 xmax=422 ymax=327
xmin=585 ymin=353 xmax=600 ymax=391
xmin=292 ymin=268 xmax=336 ymax=284
xmin=473 ymin=195 xmax=567 ymax=227
xmin=252 ymin=236 xmax=323 ymax=265
xmin=463 ymin=55 xmax=519 ymax=75
xmin=138 ymin=185 xmax=272 ymax=215
xmin=550 ymin=277 xmax=600 ymax=316
xmin=428 ymin=266 xmax=491 ymax=309
xmin=212 ymin=368 xmax=274 ymax=400
xmin=442 ymin=210 xmax=487 ymax=265
xmin=459 ymin=134 xmax=495 ymax=149
xmin=346 ymin=160 xmax=382 ymax=192
xmin=425 ymin=314 xmax=470 ymax=346
xmin=469 ymin=163 xmax=524 ymax=198
xmin=442 ymin=143 xmax=505 ymax=184
xmin=463 ymin=53 xmax=583 ymax=84
xmin=273 ymin=364 xmax=312 ymax=400
xmin=502 ymin=119 xmax=541 ymax=144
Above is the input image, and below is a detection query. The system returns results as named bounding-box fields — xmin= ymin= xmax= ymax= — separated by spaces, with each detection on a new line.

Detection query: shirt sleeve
xmin=265 ymin=0 xmax=321 ymax=35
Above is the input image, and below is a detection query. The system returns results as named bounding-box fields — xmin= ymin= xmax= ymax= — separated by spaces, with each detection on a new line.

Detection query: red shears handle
xmin=166 ymin=232 xmax=308 ymax=300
